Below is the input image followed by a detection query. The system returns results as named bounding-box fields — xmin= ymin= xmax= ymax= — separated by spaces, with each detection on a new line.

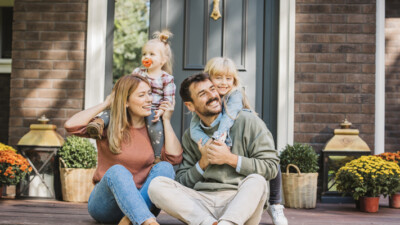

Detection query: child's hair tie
xmin=153 ymin=30 xmax=173 ymax=45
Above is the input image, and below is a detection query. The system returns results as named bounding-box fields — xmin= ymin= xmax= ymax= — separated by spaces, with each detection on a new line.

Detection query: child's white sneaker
xmin=267 ymin=204 xmax=288 ymax=225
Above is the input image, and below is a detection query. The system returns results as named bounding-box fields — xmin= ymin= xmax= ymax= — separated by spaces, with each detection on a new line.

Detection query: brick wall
xmin=385 ymin=0 xmax=400 ymax=152
xmin=295 ymin=0 xmax=376 ymax=153
xmin=9 ymin=0 xmax=87 ymax=145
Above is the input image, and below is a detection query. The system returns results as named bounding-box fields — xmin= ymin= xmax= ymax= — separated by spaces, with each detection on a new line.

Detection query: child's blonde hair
xmin=144 ymin=30 xmax=174 ymax=75
xmin=203 ymin=57 xmax=253 ymax=118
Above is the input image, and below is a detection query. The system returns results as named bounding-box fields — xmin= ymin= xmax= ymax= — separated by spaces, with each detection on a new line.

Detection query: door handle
xmin=211 ymin=0 xmax=222 ymax=20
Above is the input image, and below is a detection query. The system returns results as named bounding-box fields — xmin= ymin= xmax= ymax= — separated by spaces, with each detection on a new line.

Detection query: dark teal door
xmin=150 ymin=0 xmax=279 ymax=140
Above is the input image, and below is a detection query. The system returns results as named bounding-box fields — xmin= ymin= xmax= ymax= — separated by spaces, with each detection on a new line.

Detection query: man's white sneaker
xmin=267 ymin=204 xmax=288 ymax=225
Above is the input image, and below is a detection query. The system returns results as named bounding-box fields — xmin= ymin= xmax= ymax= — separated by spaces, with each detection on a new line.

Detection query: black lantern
xmin=321 ymin=119 xmax=370 ymax=203
xmin=16 ymin=115 xmax=64 ymax=199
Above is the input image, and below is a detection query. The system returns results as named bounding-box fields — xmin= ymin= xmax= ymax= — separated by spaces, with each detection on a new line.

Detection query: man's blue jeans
xmin=87 ymin=162 xmax=175 ymax=225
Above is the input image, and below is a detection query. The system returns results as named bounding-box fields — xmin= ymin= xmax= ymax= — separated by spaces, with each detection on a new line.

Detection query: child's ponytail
xmin=150 ymin=30 xmax=174 ymax=75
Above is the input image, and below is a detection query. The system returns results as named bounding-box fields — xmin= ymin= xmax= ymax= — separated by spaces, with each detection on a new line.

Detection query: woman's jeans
xmin=269 ymin=166 xmax=282 ymax=205
xmin=87 ymin=162 xmax=175 ymax=225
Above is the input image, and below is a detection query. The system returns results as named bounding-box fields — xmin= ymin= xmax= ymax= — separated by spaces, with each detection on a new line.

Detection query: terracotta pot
xmin=389 ymin=193 xmax=400 ymax=209
xmin=359 ymin=196 xmax=379 ymax=213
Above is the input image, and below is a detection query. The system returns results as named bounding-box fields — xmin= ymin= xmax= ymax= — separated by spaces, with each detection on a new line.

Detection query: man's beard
xmin=196 ymin=97 xmax=221 ymax=117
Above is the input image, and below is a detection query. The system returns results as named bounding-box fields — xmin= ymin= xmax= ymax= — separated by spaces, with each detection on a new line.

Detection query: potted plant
xmin=335 ymin=155 xmax=400 ymax=212
xmin=58 ymin=136 xmax=97 ymax=202
xmin=0 ymin=143 xmax=32 ymax=197
xmin=375 ymin=151 xmax=400 ymax=208
xmin=279 ymin=143 xmax=319 ymax=208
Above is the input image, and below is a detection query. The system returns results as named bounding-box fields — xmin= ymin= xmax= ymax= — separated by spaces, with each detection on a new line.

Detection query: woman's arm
xmin=159 ymin=99 xmax=182 ymax=156
xmin=64 ymin=93 xmax=113 ymax=129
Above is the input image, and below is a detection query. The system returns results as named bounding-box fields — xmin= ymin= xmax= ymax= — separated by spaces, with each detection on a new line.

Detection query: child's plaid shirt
xmin=133 ymin=68 xmax=176 ymax=110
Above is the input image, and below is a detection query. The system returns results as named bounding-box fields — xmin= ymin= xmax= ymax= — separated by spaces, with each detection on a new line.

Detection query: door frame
xmin=84 ymin=0 xmax=296 ymax=151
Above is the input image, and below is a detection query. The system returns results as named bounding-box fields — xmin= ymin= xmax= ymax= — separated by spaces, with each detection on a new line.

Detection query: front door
xmin=150 ymin=0 xmax=279 ymax=140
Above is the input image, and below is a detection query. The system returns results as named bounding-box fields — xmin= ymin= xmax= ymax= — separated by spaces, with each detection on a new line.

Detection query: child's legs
xmin=145 ymin=111 xmax=164 ymax=157
xmin=140 ymin=161 xmax=176 ymax=216
xmin=98 ymin=110 xmax=110 ymax=127
xmin=269 ymin=166 xmax=282 ymax=205
xmin=87 ymin=165 xmax=155 ymax=224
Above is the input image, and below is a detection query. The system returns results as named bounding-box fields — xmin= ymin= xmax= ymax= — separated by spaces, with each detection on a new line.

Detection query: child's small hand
xmin=152 ymin=109 xmax=164 ymax=122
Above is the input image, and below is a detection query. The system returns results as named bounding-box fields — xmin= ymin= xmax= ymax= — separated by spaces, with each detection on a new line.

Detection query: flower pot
xmin=0 ymin=185 xmax=3 ymax=198
xmin=359 ymin=196 xmax=379 ymax=213
xmin=389 ymin=193 xmax=400 ymax=209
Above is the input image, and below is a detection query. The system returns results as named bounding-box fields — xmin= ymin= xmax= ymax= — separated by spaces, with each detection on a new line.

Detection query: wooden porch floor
xmin=1 ymin=197 xmax=400 ymax=225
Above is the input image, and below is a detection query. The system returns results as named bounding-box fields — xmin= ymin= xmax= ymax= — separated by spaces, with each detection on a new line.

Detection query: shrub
xmin=279 ymin=143 xmax=319 ymax=173
xmin=0 ymin=143 xmax=32 ymax=185
xmin=59 ymin=136 xmax=97 ymax=169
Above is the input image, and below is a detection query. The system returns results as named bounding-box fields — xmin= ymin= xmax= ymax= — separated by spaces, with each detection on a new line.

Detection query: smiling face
xmin=184 ymin=79 xmax=222 ymax=118
xmin=210 ymin=73 xmax=235 ymax=96
xmin=141 ymin=42 xmax=166 ymax=71
xmin=126 ymin=81 xmax=153 ymax=118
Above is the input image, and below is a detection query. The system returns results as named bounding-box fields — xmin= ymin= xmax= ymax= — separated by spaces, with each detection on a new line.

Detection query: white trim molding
xmin=0 ymin=59 xmax=11 ymax=73
xmin=85 ymin=0 xmax=108 ymax=109
xmin=375 ymin=1 xmax=385 ymax=154
xmin=276 ymin=0 xmax=296 ymax=152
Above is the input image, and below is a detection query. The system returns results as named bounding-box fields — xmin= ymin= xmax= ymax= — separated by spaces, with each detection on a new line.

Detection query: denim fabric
xmin=98 ymin=110 xmax=110 ymax=127
xmin=145 ymin=110 xmax=164 ymax=157
xmin=190 ymin=90 xmax=243 ymax=147
xmin=87 ymin=162 xmax=175 ymax=225
xmin=268 ymin=166 xmax=282 ymax=204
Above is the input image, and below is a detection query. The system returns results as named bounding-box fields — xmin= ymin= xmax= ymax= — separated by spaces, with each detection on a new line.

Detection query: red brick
xmin=300 ymin=64 xmax=330 ymax=73
xmin=300 ymin=44 xmax=329 ymax=53
xmin=346 ymin=74 xmax=375 ymax=83
xmin=297 ymin=114 xmax=315 ymax=123
xmin=40 ymin=32 xmax=69 ymax=41
xmin=12 ymin=60 xmax=25 ymax=69
xmin=69 ymin=32 xmax=86 ymax=41
xmin=12 ymin=41 xmax=25 ymax=50
xmin=296 ymin=14 xmax=315 ymax=23
xmin=12 ymin=70 xmax=39 ymax=78
xmin=346 ymin=114 xmax=374 ymax=123
xmin=296 ymin=24 xmax=330 ymax=33
xmin=347 ymin=34 xmax=375 ymax=43
xmin=347 ymin=0 xmax=376 ymax=4
xmin=330 ymin=44 xmax=361 ymax=53
xmin=315 ymin=54 xmax=345 ymax=63
xmin=345 ymin=94 xmax=374 ymax=104
xmin=331 ymin=24 xmax=362 ymax=33
xmin=314 ymin=114 xmax=345 ymax=123
xmin=66 ymin=89 xmax=84 ymax=99
xmin=13 ymin=31 xmax=39 ymax=40
xmin=296 ymin=53 xmax=315 ymax=62
xmin=22 ymin=3 xmax=54 ymax=12
xmin=315 ymin=73 xmax=345 ymax=83
xmin=299 ymin=123 xmax=329 ymax=132
xmin=362 ymin=4 xmax=376 ymax=14
xmin=41 ymin=13 xmax=69 ymax=21
xmin=37 ymin=89 xmax=67 ymax=98
xmin=55 ymin=22 xmax=85 ymax=32
xmin=13 ymin=21 xmax=27 ymax=31
xmin=68 ymin=71 xmax=85 ymax=79
xmin=296 ymin=93 xmax=315 ymax=103
xmin=68 ymin=51 xmax=85 ymax=60
xmin=40 ymin=51 xmax=68 ymax=60
xmin=36 ymin=109 xmax=67 ymax=118
xmin=68 ymin=13 xmax=87 ymax=22
xmin=53 ymin=61 xmax=83 ymax=70
xmin=9 ymin=118 xmax=23 ymax=127
xmin=54 ymin=3 xmax=87 ymax=12
xmin=330 ymin=104 xmax=360 ymax=113
xmin=13 ymin=50 xmax=40 ymax=60
xmin=362 ymin=64 xmax=375 ymax=73
xmin=24 ymin=79 xmax=53 ymax=88
xmin=347 ymin=14 xmax=375 ymax=23
xmin=25 ymin=41 xmax=53 ymax=50
xmin=316 ymin=14 xmax=346 ymax=23
xmin=25 ymin=60 xmax=53 ymax=69
xmin=331 ymin=5 xmax=361 ymax=14
xmin=316 ymin=94 xmax=344 ymax=103
xmin=26 ymin=22 xmax=55 ymax=31
xmin=361 ymin=44 xmax=375 ymax=53
xmin=346 ymin=54 xmax=375 ymax=63
xmin=330 ymin=84 xmax=361 ymax=93
xmin=362 ymin=24 xmax=376 ymax=33
xmin=296 ymin=73 xmax=315 ymax=82
xmin=9 ymin=108 xmax=36 ymax=117
xmin=361 ymin=84 xmax=375 ymax=94
xmin=331 ymin=64 xmax=361 ymax=73
xmin=52 ymin=80 xmax=84 ymax=89
xmin=39 ymin=70 xmax=69 ymax=79
xmin=300 ymin=83 xmax=330 ymax=93
xmin=10 ymin=79 xmax=24 ymax=88
xmin=13 ymin=12 xmax=42 ymax=21
xmin=315 ymin=34 xmax=345 ymax=43
xmin=297 ymin=5 xmax=331 ymax=13
xmin=10 ymin=89 xmax=38 ymax=98
xmin=53 ymin=42 xmax=84 ymax=50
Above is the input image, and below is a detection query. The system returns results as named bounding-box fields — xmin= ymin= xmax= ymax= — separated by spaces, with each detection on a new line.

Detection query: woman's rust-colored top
xmin=66 ymin=125 xmax=182 ymax=189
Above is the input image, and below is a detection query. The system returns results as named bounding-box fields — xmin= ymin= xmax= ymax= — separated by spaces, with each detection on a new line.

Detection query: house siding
xmin=294 ymin=0 xmax=376 ymax=153
xmin=9 ymin=0 xmax=88 ymax=145
xmin=385 ymin=0 xmax=400 ymax=152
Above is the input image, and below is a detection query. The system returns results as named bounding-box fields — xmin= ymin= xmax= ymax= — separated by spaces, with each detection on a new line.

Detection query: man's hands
xmin=197 ymin=139 xmax=238 ymax=170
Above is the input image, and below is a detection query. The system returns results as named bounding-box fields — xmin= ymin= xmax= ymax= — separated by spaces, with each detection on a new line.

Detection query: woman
xmin=64 ymin=74 xmax=182 ymax=225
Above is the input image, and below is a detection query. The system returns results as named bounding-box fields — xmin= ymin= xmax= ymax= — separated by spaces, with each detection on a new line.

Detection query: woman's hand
xmin=159 ymin=97 xmax=175 ymax=121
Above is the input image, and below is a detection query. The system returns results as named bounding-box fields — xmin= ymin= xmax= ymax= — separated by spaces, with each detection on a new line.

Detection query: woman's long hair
xmin=108 ymin=74 xmax=150 ymax=154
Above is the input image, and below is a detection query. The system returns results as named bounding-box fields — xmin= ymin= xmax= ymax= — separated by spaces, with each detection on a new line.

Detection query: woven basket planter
xmin=59 ymin=158 xmax=95 ymax=203
xmin=282 ymin=164 xmax=318 ymax=208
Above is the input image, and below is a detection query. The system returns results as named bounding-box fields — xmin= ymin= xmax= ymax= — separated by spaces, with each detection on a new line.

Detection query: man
xmin=148 ymin=73 xmax=279 ymax=225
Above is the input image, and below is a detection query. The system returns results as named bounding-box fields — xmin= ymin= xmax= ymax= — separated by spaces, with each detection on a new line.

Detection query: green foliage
xmin=59 ymin=136 xmax=97 ymax=169
xmin=113 ymin=0 xmax=149 ymax=82
xmin=279 ymin=143 xmax=319 ymax=173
